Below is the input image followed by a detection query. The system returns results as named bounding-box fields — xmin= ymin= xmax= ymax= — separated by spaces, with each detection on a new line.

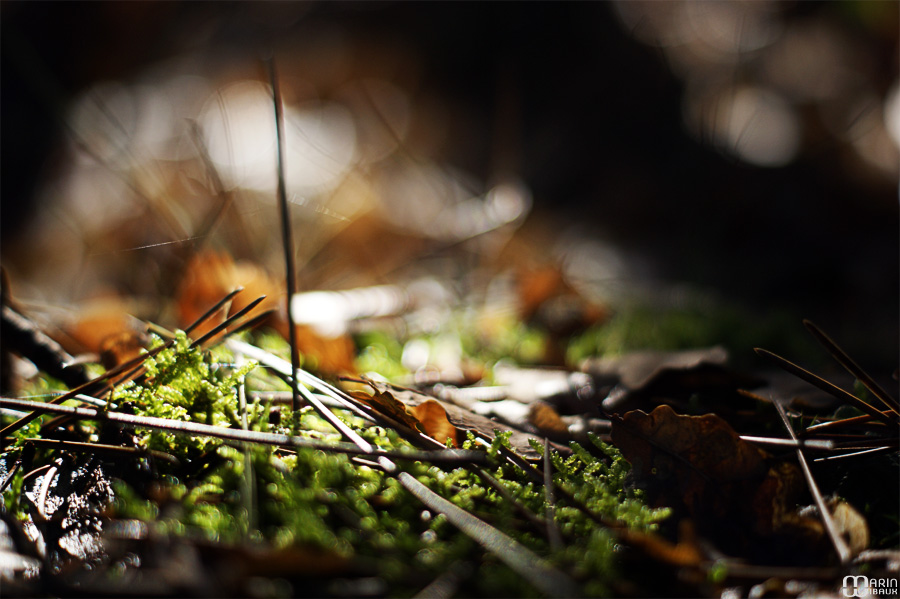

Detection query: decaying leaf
xmin=527 ymin=401 xmax=570 ymax=439
xmin=353 ymin=381 xmax=559 ymax=459
xmin=350 ymin=388 xmax=431 ymax=436
xmin=408 ymin=398 xmax=460 ymax=448
xmin=349 ymin=388 xmax=461 ymax=447
xmin=611 ymin=404 xmax=769 ymax=517
xmin=611 ymin=404 xmax=842 ymax=562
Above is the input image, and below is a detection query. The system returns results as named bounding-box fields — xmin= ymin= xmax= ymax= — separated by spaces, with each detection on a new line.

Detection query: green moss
xmin=110 ymin=331 xmax=258 ymax=455
xmin=6 ymin=329 xmax=668 ymax=596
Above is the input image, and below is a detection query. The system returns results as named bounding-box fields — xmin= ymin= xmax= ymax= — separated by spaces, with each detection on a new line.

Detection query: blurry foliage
xmin=567 ymin=300 xmax=819 ymax=370
xmin=354 ymin=330 xmax=409 ymax=381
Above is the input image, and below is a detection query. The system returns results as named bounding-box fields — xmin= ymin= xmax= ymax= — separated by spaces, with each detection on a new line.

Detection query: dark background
xmin=2 ymin=1 xmax=897 ymax=371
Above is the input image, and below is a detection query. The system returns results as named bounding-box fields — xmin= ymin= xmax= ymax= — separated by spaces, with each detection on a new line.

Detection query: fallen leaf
xmin=350 ymin=388 xmax=428 ymax=435
xmin=611 ymin=404 xmax=769 ymax=519
xmin=61 ymin=297 xmax=148 ymax=368
xmin=176 ymin=250 xmax=281 ymax=338
xmin=408 ymin=399 xmax=460 ymax=447
xmin=611 ymin=404 xmax=833 ymax=562
xmin=527 ymin=402 xmax=569 ymax=439
xmin=582 ymin=347 xmax=763 ymax=413
xmin=356 ymin=380 xmax=565 ymax=459
xmin=586 ymin=347 xmax=730 ymax=391
xmin=349 ymin=388 xmax=460 ymax=447
xmin=293 ymin=324 xmax=357 ymax=376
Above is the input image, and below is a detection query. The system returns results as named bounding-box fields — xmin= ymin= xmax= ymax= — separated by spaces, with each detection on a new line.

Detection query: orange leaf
xmin=408 ymin=399 xmax=459 ymax=447
xmin=61 ymin=297 xmax=147 ymax=368
xmin=350 ymin=380 xmax=550 ymax=459
xmin=350 ymin=388 xmax=461 ymax=447
xmin=176 ymin=250 xmax=280 ymax=338
xmin=349 ymin=389 xmax=426 ymax=434
xmin=293 ymin=324 xmax=356 ymax=376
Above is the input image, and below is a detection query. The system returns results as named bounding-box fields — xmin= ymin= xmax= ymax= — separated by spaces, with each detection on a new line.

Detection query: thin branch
xmin=186 ymin=287 xmax=245 ymax=334
xmin=813 ymin=447 xmax=897 ymax=462
xmin=804 ymin=414 xmax=880 ymax=434
xmin=0 ymin=459 xmax=20 ymax=493
xmin=189 ymin=295 xmax=268 ymax=348
xmin=739 ymin=436 xmax=834 ymax=451
xmin=1 ymin=305 xmax=90 ymax=389
xmin=227 ymin=339 xmax=377 ymax=426
xmin=228 ymin=338 xmax=374 ymax=451
xmin=21 ymin=437 xmax=179 ymax=466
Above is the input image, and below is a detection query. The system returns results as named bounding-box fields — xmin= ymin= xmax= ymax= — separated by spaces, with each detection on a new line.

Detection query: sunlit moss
xmin=110 ymin=332 xmax=257 ymax=455
xmin=8 ymin=328 xmax=669 ymax=596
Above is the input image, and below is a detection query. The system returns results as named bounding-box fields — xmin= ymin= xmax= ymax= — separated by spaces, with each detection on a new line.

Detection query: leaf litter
xmin=1 ymin=55 xmax=898 ymax=599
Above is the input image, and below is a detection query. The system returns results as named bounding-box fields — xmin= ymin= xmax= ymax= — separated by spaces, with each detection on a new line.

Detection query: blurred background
xmin=2 ymin=1 xmax=898 ymax=372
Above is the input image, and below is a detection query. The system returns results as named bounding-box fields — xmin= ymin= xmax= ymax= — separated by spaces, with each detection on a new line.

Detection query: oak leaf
xmin=610 ymin=404 xmax=831 ymax=562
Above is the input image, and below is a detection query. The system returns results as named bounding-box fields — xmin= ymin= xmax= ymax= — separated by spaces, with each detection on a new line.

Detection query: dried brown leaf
xmin=408 ymin=398 xmax=460 ymax=447
xmin=358 ymin=381 xmax=558 ymax=459
xmin=611 ymin=404 xmax=834 ymax=562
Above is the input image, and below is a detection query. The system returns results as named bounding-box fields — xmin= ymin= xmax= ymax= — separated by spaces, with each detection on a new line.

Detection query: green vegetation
xmin=567 ymin=300 xmax=819 ymax=368
xmin=2 ymin=329 xmax=669 ymax=597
